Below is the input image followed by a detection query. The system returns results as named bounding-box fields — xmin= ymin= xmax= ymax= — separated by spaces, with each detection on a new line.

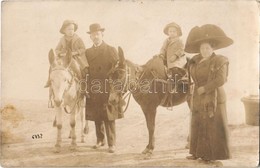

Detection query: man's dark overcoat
xmin=85 ymin=42 xmax=124 ymax=121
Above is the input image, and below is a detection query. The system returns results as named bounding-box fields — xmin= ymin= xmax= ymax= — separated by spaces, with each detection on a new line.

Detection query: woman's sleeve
xmin=203 ymin=62 xmax=228 ymax=94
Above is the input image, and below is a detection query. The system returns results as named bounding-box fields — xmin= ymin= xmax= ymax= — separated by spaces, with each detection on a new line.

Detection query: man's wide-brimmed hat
xmin=87 ymin=23 xmax=105 ymax=34
xmin=163 ymin=22 xmax=182 ymax=36
xmin=184 ymin=24 xmax=233 ymax=53
xmin=59 ymin=20 xmax=78 ymax=34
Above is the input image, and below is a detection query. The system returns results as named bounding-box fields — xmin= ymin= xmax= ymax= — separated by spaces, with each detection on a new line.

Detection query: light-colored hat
xmin=59 ymin=20 xmax=78 ymax=34
xmin=163 ymin=22 xmax=182 ymax=36
xmin=87 ymin=23 xmax=105 ymax=34
xmin=184 ymin=24 xmax=233 ymax=53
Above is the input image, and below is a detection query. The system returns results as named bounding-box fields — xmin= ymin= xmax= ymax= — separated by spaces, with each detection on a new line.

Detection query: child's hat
xmin=163 ymin=22 xmax=182 ymax=36
xmin=87 ymin=23 xmax=105 ymax=34
xmin=184 ymin=24 xmax=233 ymax=53
xmin=59 ymin=20 xmax=78 ymax=34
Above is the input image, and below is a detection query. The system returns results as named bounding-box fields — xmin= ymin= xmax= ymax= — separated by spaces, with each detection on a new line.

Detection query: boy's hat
xmin=87 ymin=23 xmax=105 ymax=34
xmin=163 ymin=22 xmax=182 ymax=36
xmin=184 ymin=24 xmax=233 ymax=53
xmin=59 ymin=20 xmax=78 ymax=34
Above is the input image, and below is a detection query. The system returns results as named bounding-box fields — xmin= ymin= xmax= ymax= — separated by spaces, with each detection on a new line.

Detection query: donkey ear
xmin=48 ymin=49 xmax=56 ymax=65
xmin=118 ymin=46 xmax=125 ymax=66
xmin=64 ymin=49 xmax=72 ymax=68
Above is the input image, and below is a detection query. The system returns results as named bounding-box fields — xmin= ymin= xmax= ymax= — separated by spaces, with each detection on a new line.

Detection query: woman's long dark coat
xmin=189 ymin=53 xmax=231 ymax=160
xmin=85 ymin=42 xmax=124 ymax=121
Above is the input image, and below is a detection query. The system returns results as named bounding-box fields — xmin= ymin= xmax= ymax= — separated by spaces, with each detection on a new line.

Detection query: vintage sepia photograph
xmin=1 ymin=0 xmax=259 ymax=167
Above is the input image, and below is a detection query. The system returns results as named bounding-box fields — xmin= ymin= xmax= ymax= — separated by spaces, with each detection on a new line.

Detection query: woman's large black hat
xmin=184 ymin=24 xmax=233 ymax=53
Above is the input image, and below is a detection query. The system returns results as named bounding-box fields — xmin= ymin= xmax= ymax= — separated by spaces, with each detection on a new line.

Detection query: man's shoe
xmin=108 ymin=145 xmax=116 ymax=153
xmin=92 ymin=141 xmax=105 ymax=149
xmin=186 ymin=155 xmax=198 ymax=160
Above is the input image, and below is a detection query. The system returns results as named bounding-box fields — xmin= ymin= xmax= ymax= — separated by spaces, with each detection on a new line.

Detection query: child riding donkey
xmin=45 ymin=20 xmax=90 ymax=107
xmin=159 ymin=22 xmax=187 ymax=79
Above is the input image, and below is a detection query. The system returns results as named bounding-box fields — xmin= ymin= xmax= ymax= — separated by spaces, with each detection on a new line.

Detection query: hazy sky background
xmin=1 ymin=0 xmax=259 ymax=124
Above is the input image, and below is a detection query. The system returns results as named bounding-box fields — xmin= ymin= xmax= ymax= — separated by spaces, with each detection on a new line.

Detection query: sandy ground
xmin=0 ymin=99 xmax=259 ymax=167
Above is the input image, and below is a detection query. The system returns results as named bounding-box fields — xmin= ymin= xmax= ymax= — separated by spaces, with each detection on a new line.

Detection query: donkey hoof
xmin=144 ymin=153 xmax=153 ymax=160
xmin=70 ymin=144 xmax=77 ymax=150
xmin=54 ymin=144 xmax=61 ymax=153
xmin=81 ymin=138 xmax=85 ymax=143
xmin=142 ymin=148 xmax=150 ymax=154
xmin=54 ymin=148 xmax=61 ymax=153
xmin=70 ymin=146 xmax=76 ymax=151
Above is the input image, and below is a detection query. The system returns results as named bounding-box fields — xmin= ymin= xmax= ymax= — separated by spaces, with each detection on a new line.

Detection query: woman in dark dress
xmin=184 ymin=24 xmax=233 ymax=165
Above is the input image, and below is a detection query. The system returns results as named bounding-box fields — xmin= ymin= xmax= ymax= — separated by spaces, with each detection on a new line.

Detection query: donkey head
xmin=48 ymin=49 xmax=73 ymax=106
xmin=108 ymin=47 xmax=127 ymax=106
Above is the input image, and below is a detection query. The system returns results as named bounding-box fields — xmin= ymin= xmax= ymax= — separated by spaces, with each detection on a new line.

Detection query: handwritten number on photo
xmin=32 ymin=134 xmax=43 ymax=139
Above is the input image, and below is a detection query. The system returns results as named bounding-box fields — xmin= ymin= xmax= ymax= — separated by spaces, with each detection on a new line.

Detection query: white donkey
xmin=48 ymin=49 xmax=88 ymax=152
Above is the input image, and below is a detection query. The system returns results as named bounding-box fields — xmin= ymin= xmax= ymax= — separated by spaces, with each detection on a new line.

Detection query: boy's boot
xmin=44 ymin=67 xmax=51 ymax=88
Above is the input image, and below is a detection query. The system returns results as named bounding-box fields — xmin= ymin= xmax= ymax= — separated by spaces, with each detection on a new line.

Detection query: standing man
xmin=85 ymin=23 xmax=124 ymax=153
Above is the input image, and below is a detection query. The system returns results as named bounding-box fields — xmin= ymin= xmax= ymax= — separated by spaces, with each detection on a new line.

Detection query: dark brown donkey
xmin=108 ymin=47 xmax=191 ymax=158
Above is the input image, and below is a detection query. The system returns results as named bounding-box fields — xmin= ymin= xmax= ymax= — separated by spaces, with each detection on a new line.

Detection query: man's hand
xmin=197 ymin=86 xmax=205 ymax=95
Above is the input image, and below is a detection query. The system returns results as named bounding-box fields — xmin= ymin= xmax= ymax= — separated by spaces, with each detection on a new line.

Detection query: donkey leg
xmin=53 ymin=116 xmax=57 ymax=127
xmin=79 ymin=106 xmax=86 ymax=143
xmin=70 ymin=111 xmax=77 ymax=150
xmin=142 ymin=107 xmax=157 ymax=156
xmin=54 ymin=107 xmax=62 ymax=153
xmin=68 ymin=130 xmax=72 ymax=139
xmin=141 ymin=112 xmax=150 ymax=154
xmin=84 ymin=120 xmax=89 ymax=134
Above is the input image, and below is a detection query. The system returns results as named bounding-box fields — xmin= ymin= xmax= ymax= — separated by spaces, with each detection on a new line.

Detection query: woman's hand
xmin=197 ymin=87 xmax=205 ymax=95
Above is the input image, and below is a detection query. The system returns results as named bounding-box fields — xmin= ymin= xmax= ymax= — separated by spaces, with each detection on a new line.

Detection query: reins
xmin=122 ymin=91 xmax=131 ymax=113
xmin=64 ymin=91 xmax=81 ymax=114
xmin=109 ymin=64 xmax=132 ymax=113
